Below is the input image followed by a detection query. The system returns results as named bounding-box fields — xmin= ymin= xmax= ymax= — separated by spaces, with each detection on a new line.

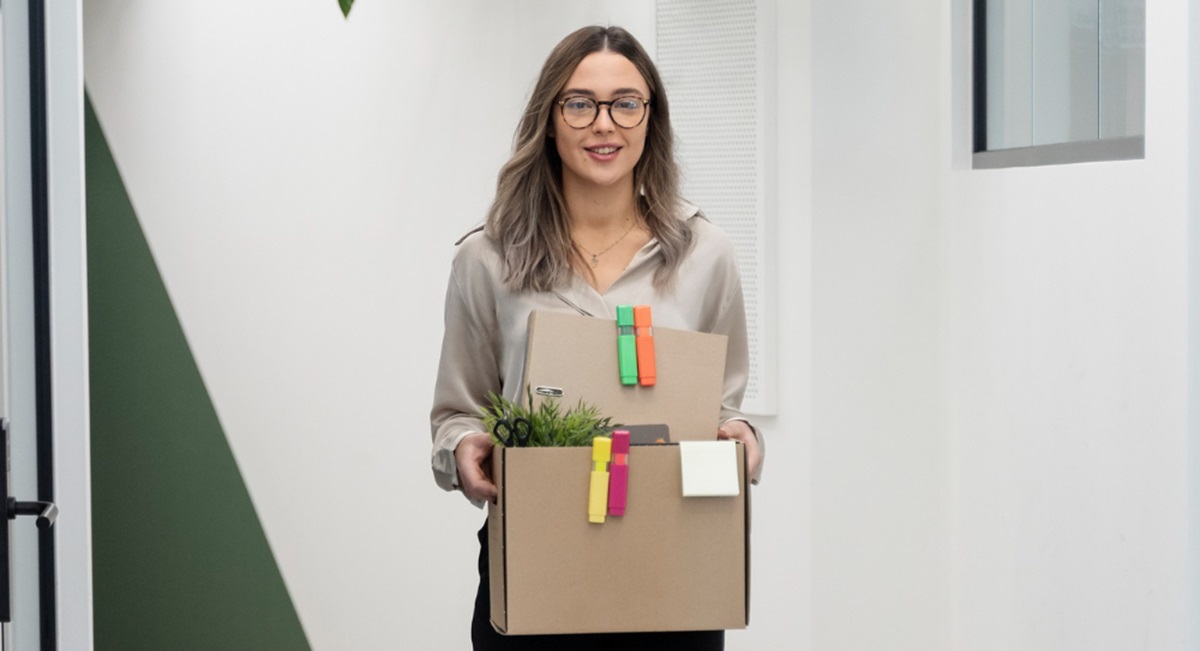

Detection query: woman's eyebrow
xmin=559 ymin=87 xmax=647 ymax=97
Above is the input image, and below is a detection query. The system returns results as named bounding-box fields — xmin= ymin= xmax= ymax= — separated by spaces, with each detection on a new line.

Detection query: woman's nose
xmin=591 ymin=106 xmax=615 ymax=132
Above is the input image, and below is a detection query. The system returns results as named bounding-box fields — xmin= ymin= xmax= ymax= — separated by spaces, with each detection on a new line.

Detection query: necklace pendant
xmin=590 ymin=254 xmax=599 ymax=267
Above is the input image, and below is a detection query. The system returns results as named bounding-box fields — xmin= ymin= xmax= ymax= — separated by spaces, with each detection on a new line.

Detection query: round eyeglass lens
xmin=609 ymin=97 xmax=645 ymax=128
xmin=561 ymin=97 xmax=597 ymax=128
xmin=560 ymin=97 xmax=647 ymax=129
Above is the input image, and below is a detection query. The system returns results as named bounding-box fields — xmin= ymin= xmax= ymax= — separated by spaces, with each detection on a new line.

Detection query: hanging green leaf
xmin=338 ymin=0 xmax=354 ymax=18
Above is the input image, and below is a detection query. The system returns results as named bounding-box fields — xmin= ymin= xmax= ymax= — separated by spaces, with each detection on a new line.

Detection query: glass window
xmin=974 ymin=0 xmax=1144 ymax=168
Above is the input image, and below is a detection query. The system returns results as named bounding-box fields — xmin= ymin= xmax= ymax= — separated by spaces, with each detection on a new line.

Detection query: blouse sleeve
xmin=702 ymin=223 xmax=766 ymax=484
xmin=429 ymin=248 xmax=502 ymax=496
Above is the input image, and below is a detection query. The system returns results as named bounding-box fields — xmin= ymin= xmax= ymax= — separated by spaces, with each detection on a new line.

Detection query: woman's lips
xmin=585 ymin=145 xmax=621 ymax=161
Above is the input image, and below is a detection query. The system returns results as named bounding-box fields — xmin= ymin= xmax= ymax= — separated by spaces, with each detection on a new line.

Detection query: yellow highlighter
xmin=588 ymin=436 xmax=613 ymax=524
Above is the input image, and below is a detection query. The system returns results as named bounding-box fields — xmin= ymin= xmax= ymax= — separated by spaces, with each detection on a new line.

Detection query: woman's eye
xmin=564 ymin=99 xmax=593 ymax=112
xmin=614 ymin=98 xmax=641 ymax=111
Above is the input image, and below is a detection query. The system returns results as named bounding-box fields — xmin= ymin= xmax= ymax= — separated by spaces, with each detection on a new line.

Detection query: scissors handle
xmin=495 ymin=417 xmax=533 ymax=447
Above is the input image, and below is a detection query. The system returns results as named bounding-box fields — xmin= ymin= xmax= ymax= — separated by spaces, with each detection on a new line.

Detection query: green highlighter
xmin=616 ymin=305 xmax=638 ymax=385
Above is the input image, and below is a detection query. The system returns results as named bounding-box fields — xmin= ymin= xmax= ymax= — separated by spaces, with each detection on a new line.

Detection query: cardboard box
xmin=488 ymin=443 xmax=749 ymax=635
xmin=486 ymin=310 xmax=750 ymax=635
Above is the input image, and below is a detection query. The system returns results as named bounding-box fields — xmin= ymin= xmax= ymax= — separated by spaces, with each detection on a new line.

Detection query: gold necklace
xmin=575 ymin=218 xmax=635 ymax=267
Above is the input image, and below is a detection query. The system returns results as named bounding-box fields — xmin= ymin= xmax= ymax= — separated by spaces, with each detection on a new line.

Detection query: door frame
xmin=2 ymin=1 xmax=92 ymax=649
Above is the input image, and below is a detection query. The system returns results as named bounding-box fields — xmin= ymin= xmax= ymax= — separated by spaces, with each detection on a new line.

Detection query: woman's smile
xmin=584 ymin=144 xmax=622 ymax=160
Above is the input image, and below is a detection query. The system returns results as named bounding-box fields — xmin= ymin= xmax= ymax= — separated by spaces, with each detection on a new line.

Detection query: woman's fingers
xmin=718 ymin=421 xmax=763 ymax=482
xmin=455 ymin=432 xmax=498 ymax=503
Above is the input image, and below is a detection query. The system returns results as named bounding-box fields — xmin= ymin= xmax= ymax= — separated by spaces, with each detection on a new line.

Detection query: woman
xmin=430 ymin=25 xmax=764 ymax=650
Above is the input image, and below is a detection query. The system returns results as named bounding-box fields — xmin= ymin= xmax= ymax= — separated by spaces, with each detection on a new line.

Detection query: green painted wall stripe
xmin=86 ymin=94 xmax=310 ymax=651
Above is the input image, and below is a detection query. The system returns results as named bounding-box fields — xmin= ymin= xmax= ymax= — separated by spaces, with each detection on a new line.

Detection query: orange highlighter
xmin=588 ymin=436 xmax=612 ymax=524
xmin=634 ymin=305 xmax=656 ymax=386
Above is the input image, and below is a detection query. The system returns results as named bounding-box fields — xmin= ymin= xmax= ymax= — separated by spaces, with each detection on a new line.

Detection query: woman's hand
xmin=455 ymin=431 xmax=498 ymax=503
xmin=717 ymin=420 xmax=762 ymax=483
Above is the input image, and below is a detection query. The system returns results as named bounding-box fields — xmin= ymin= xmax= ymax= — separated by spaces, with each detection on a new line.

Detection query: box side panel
xmin=503 ymin=446 xmax=746 ymax=635
xmin=488 ymin=450 xmax=507 ymax=632
xmin=741 ymin=443 xmax=751 ymax=625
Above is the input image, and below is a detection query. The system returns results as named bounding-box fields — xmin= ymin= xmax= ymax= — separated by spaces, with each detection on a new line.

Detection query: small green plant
xmin=480 ymin=387 xmax=617 ymax=447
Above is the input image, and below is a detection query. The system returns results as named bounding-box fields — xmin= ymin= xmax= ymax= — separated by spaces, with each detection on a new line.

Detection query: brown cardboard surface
xmin=523 ymin=311 xmax=727 ymax=441
xmin=488 ymin=444 xmax=747 ymax=635
xmin=488 ymin=453 xmax=506 ymax=629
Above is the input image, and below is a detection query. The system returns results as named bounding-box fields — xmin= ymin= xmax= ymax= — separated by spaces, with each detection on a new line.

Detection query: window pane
xmin=986 ymin=0 xmax=1032 ymax=150
xmin=980 ymin=0 xmax=1143 ymax=156
xmin=1031 ymin=0 xmax=1098 ymax=146
xmin=1099 ymin=0 xmax=1145 ymax=138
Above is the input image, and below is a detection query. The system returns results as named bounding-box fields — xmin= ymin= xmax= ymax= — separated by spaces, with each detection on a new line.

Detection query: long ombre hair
xmin=484 ymin=26 xmax=691 ymax=292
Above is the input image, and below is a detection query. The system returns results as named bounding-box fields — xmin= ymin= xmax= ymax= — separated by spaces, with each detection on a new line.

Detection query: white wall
xmin=808 ymin=2 xmax=950 ymax=649
xmin=803 ymin=0 xmax=1196 ymax=648
xmin=1191 ymin=2 xmax=1200 ymax=646
xmin=727 ymin=1 xmax=812 ymax=649
xmin=943 ymin=0 xmax=1194 ymax=649
xmin=84 ymin=2 xmax=807 ymax=649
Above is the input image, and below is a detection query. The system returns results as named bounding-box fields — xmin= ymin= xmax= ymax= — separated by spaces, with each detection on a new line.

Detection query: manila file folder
xmin=522 ymin=310 xmax=728 ymax=440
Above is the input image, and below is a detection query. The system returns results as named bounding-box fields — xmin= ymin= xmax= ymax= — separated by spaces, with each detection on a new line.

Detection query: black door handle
xmin=2 ymin=417 xmax=58 ymax=625
xmin=7 ymin=498 xmax=57 ymax=530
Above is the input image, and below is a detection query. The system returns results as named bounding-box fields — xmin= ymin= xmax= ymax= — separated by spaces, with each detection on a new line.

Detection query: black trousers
xmin=472 ymin=523 xmax=724 ymax=650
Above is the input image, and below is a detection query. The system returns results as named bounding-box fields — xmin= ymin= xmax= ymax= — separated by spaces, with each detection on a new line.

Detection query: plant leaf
xmin=338 ymin=0 xmax=354 ymax=18
xmin=477 ymin=387 xmax=615 ymax=447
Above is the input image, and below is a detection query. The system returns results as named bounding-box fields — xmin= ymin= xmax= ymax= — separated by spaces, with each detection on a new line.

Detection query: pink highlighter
xmin=608 ymin=430 xmax=630 ymax=516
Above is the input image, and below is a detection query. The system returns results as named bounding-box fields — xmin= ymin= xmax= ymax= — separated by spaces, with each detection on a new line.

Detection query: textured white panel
xmin=658 ymin=0 xmax=776 ymax=414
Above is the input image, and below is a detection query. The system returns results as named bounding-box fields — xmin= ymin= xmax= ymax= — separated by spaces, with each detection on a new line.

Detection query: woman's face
xmin=553 ymin=51 xmax=651 ymax=194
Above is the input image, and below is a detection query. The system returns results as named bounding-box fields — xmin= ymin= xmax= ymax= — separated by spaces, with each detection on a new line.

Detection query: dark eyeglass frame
xmin=556 ymin=95 xmax=652 ymax=129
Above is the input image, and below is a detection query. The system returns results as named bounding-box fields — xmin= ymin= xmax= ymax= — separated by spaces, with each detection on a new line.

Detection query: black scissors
xmin=494 ymin=416 xmax=533 ymax=448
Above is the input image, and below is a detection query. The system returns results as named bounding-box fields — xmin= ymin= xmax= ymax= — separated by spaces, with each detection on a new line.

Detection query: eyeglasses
xmin=557 ymin=95 xmax=651 ymax=129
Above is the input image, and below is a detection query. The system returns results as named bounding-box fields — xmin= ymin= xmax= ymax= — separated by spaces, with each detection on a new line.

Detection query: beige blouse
xmin=429 ymin=204 xmax=763 ymax=502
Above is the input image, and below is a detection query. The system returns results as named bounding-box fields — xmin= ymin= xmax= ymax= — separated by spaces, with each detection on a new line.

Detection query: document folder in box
xmin=521 ymin=310 xmax=727 ymax=441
